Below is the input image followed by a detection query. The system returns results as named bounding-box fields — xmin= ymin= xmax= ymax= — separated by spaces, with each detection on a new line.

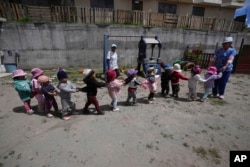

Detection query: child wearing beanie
xmin=31 ymin=68 xmax=45 ymax=113
xmin=82 ymin=69 xmax=106 ymax=115
xmin=12 ymin=69 xmax=34 ymax=114
xmin=38 ymin=75 xmax=59 ymax=118
xmin=57 ymin=69 xmax=79 ymax=120
xmin=187 ymin=65 xmax=207 ymax=101
xmin=124 ymin=68 xmax=141 ymax=105
xmin=106 ymin=69 xmax=124 ymax=111
xmin=171 ymin=64 xmax=189 ymax=99
xmin=201 ymin=66 xmax=222 ymax=102
xmin=141 ymin=67 xmax=159 ymax=104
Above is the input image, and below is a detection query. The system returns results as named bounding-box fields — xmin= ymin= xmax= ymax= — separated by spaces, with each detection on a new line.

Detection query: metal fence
xmin=0 ymin=2 xmax=245 ymax=32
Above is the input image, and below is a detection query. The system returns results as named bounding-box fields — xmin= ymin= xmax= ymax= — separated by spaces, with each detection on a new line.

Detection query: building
xmin=74 ymin=0 xmax=244 ymax=19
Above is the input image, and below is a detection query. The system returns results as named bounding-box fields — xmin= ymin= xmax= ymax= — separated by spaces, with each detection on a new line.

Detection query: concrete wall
xmin=0 ymin=22 xmax=249 ymax=70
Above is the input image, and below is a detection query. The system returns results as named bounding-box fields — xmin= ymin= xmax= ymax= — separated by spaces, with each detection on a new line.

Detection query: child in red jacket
xmin=171 ymin=64 xmax=189 ymax=98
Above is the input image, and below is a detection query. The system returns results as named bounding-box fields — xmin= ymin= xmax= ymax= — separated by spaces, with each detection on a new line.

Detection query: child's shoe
xmin=62 ymin=113 xmax=71 ymax=120
xmin=46 ymin=113 xmax=54 ymax=118
xmin=218 ymin=95 xmax=224 ymax=99
xmin=97 ymin=111 xmax=105 ymax=115
xmin=27 ymin=109 xmax=34 ymax=115
xmin=113 ymin=108 xmax=120 ymax=112
xmin=148 ymin=100 xmax=154 ymax=104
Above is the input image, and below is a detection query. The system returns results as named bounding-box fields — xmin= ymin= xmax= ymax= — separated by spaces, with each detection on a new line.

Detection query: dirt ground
xmin=0 ymin=69 xmax=250 ymax=167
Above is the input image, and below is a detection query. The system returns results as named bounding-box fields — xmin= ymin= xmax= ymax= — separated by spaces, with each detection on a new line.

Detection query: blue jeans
xmin=212 ymin=70 xmax=231 ymax=96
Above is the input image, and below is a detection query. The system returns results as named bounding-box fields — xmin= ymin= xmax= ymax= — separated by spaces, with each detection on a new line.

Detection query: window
xmin=192 ymin=6 xmax=205 ymax=16
xmin=132 ymin=0 xmax=143 ymax=11
xmin=158 ymin=3 xmax=177 ymax=14
xmin=90 ymin=0 xmax=114 ymax=9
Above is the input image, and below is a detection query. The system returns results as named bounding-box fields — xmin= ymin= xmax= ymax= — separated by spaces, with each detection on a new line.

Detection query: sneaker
xmin=218 ymin=95 xmax=224 ymax=99
xmin=113 ymin=108 xmax=120 ymax=112
xmin=187 ymin=98 xmax=192 ymax=101
xmin=148 ymin=100 xmax=154 ymax=104
xmin=164 ymin=95 xmax=171 ymax=98
xmin=62 ymin=114 xmax=71 ymax=120
xmin=27 ymin=109 xmax=34 ymax=115
xmin=46 ymin=113 xmax=54 ymax=118
xmin=82 ymin=109 xmax=91 ymax=114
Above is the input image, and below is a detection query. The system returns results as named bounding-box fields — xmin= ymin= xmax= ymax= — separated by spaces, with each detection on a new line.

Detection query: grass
xmin=209 ymin=98 xmax=228 ymax=106
xmin=193 ymin=146 xmax=221 ymax=164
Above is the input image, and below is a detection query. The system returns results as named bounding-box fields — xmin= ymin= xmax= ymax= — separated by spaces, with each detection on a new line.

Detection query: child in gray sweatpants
xmin=57 ymin=70 xmax=79 ymax=120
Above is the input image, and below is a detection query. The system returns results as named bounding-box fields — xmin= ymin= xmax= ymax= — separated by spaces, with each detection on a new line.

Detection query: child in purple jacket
xmin=201 ymin=66 xmax=222 ymax=102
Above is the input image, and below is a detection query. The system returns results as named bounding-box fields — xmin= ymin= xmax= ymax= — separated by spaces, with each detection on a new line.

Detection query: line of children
xmin=12 ymin=64 xmax=220 ymax=119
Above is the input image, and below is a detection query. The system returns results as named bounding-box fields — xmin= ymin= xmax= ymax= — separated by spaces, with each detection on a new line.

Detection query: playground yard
xmin=0 ymin=69 xmax=249 ymax=167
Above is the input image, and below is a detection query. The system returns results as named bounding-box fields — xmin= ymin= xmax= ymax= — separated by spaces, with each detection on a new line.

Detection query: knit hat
xmin=127 ymin=69 xmax=138 ymax=77
xmin=164 ymin=64 xmax=172 ymax=70
xmin=147 ymin=67 xmax=158 ymax=76
xmin=222 ymin=36 xmax=233 ymax=44
xmin=82 ymin=69 xmax=94 ymax=79
xmin=12 ymin=69 xmax=27 ymax=78
xmin=57 ymin=70 xmax=68 ymax=80
xmin=173 ymin=63 xmax=182 ymax=72
xmin=106 ymin=69 xmax=116 ymax=82
xmin=192 ymin=65 xmax=201 ymax=74
xmin=38 ymin=75 xmax=50 ymax=83
xmin=111 ymin=44 xmax=117 ymax=48
xmin=207 ymin=66 xmax=217 ymax=75
xmin=31 ymin=68 xmax=44 ymax=79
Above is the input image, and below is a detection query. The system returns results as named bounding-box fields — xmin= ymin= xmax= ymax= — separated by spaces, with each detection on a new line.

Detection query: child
xmin=106 ymin=69 xmax=124 ymax=111
xmin=30 ymin=68 xmax=45 ymax=113
xmin=201 ymin=66 xmax=222 ymax=102
xmin=57 ymin=70 xmax=79 ymax=120
xmin=12 ymin=69 xmax=34 ymax=114
xmin=187 ymin=65 xmax=207 ymax=101
xmin=142 ymin=67 xmax=159 ymax=104
xmin=124 ymin=68 xmax=141 ymax=105
xmin=82 ymin=69 xmax=106 ymax=115
xmin=38 ymin=75 xmax=59 ymax=118
xmin=161 ymin=64 xmax=173 ymax=98
xmin=171 ymin=63 xmax=189 ymax=98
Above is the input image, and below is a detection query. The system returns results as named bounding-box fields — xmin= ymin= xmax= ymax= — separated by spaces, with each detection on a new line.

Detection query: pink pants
xmin=24 ymin=100 xmax=31 ymax=112
xmin=35 ymin=94 xmax=45 ymax=112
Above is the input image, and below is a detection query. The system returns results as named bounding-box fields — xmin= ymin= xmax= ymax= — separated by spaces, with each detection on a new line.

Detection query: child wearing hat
xmin=82 ymin=69 xmax=106 ymax=115
xmin=57 ymin=69 xmax=79 ymax=120
xmin=30 ymin=68 xmax=45 ymax=113
xmin=187 ymin=65 xmax=207 ymax=101
xmin=142 ymin=67 xmax=159 ymax=104
xmin=38 ymin=75 xmax=59 ymax=118
xmin=171 ymin=63 xmax=189 ymax=98
xmin=124 ymin=68 xmax=141 ymax=105
xmin=106 ymin=69 xmax=124 ymax=111
xmin=161 ymin=64 xmax=173 ymax=98
xmin=201 ymin=66 xmax=222 ymax=102
xmin=12 ymin=69 xmax=34 ymax=114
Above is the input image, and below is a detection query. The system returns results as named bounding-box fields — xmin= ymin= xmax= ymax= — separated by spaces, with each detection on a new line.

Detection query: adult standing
xmin=211 ymin=36 xmax=236 ymax=99
xmin=107 ymin=44 xmax=120 ymax=78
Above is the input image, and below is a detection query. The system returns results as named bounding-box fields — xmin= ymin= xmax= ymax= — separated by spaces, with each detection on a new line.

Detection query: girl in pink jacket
xmin=106 ymin=70 xmax=124 ymax=111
